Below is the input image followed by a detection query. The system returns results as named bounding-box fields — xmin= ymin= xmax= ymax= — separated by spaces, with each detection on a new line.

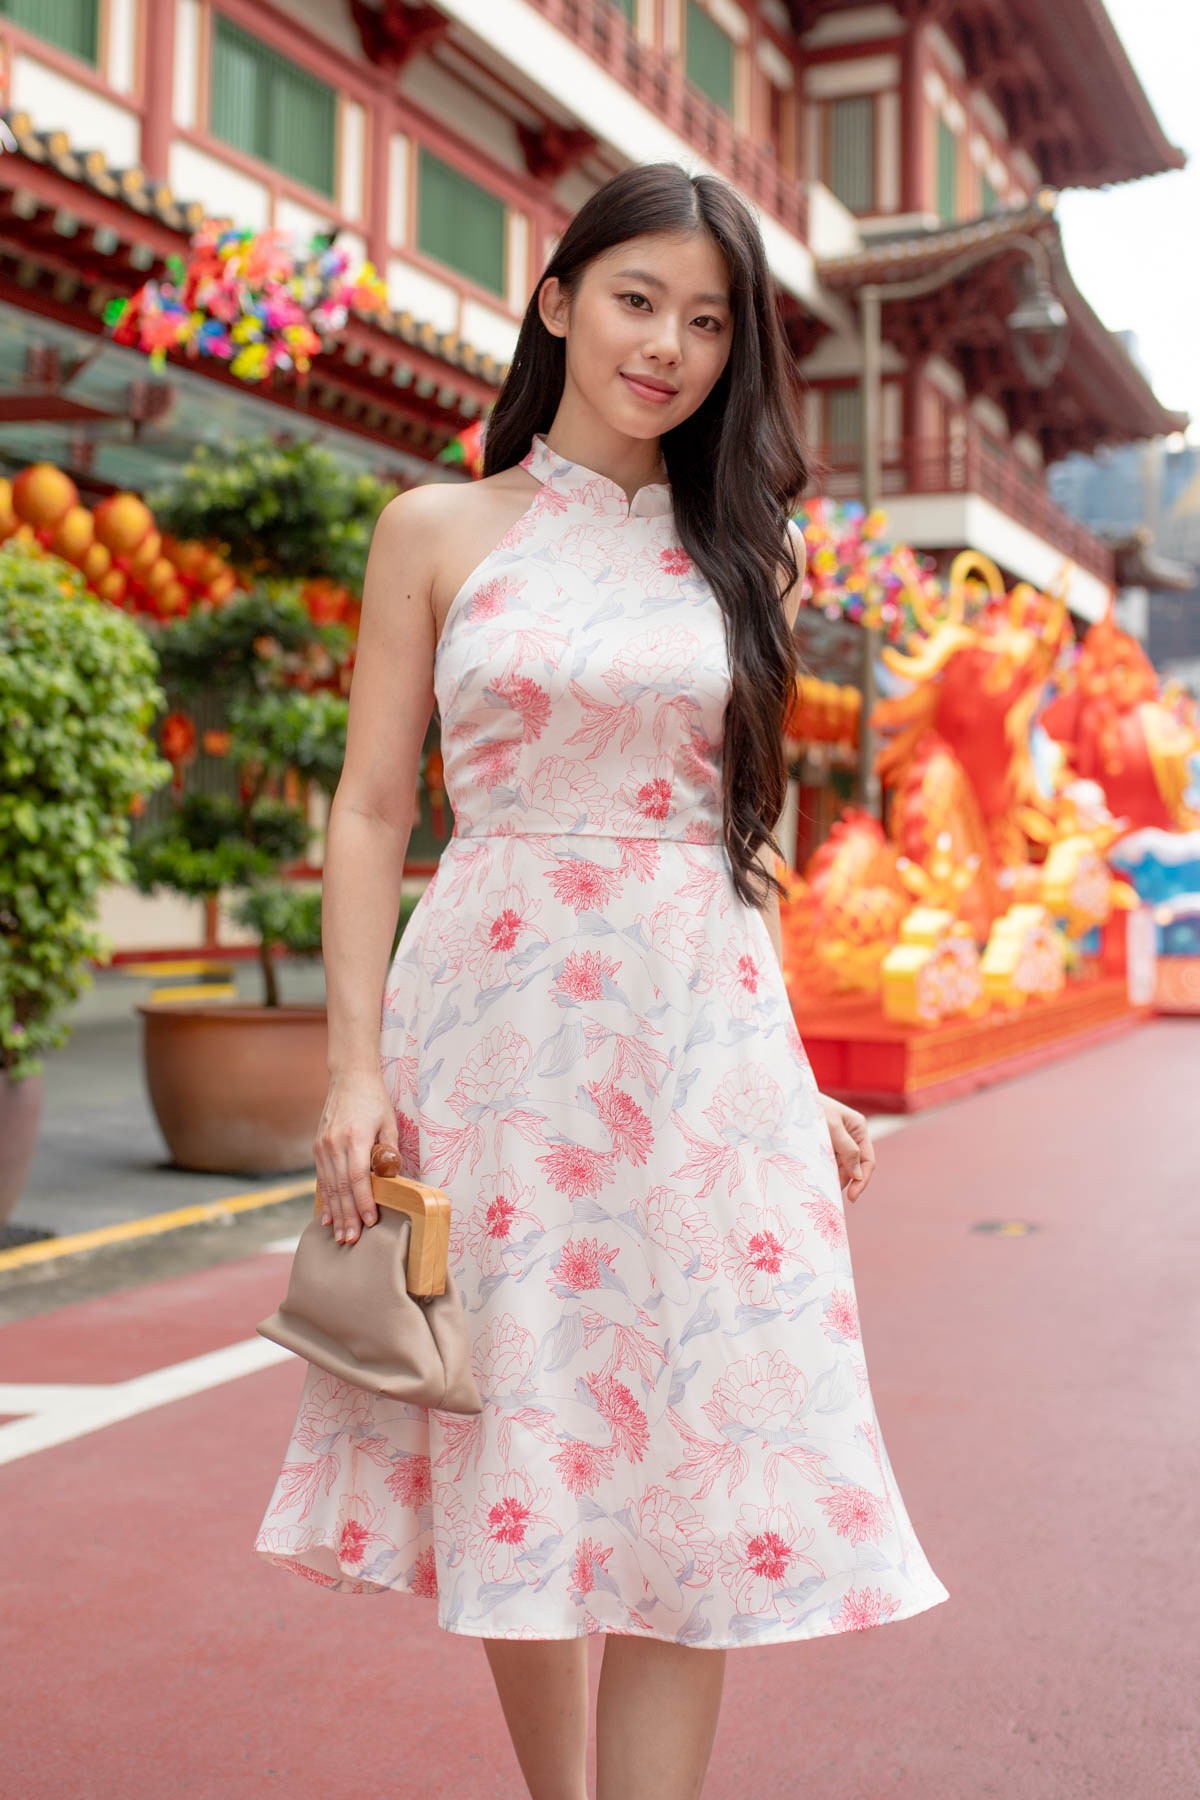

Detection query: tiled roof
xmin=0 ymin=109 xmax=508 ymax=390
xmin=818 ymin=199 xmax=1189 ymax=445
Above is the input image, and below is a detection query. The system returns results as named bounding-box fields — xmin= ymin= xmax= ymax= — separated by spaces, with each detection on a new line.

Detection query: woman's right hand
xmin=313 ymin=1073 xmax=400 ymax=1244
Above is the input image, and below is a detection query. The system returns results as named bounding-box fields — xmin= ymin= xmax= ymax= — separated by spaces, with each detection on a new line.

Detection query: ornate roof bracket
xmin=349 ymin=1 xmax=449 ymax=70
xmin=516 ymin=120 xmax=597 ymax=183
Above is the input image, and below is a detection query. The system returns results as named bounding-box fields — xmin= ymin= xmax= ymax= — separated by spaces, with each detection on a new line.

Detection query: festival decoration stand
xmin=777 ymin=542 xmax=1198 ymax=1110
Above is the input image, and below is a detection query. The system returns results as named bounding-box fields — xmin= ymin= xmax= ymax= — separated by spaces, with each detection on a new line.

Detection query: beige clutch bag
xmin=256 ymin=1145 xmax=482 ymax=1414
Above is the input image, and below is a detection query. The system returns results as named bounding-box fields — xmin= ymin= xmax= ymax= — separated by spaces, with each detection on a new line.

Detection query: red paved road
xmin=3 ymin=1019 xmax=1197 ymax=1799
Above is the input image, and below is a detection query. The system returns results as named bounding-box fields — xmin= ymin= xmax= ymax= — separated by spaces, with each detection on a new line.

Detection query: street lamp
xmin=855 ymin=229 xmax=1069 ymax=810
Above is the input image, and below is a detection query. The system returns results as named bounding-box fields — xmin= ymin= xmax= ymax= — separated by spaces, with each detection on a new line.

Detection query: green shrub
xmin=150 ymin=437 xmax=395 ymax=591
xmin=0 ymin=546 xmax=170 ymax=1079
xmin=130 ymin=586 xmax=349 ymax=1006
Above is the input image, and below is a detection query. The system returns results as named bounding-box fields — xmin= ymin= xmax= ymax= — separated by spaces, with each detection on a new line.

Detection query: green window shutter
xmin=937 ymin=118 xmax=958 ymax=222
xmin=417 ymin=149 xmax=507 ymax=297
xmin=0 ymin=0 xmax=98 ymax=63
xmin=829 ymin=96 xmax=875 ymax=212
xmin=981 ymin=174 xmax=998 ymax=215
xmin=827 ymin=387 xmax=863 ymax=449
xmin=611 ymin=0 xmax=636 ymax=21
xmin=210 ymin=17 xmax=336 ymax=198
xmin=685 ymin=1 xmax=735 ymax=116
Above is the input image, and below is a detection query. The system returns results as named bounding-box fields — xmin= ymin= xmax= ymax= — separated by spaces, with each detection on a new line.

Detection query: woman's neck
xmin=543 ymin=394 xmax=663 ymax=504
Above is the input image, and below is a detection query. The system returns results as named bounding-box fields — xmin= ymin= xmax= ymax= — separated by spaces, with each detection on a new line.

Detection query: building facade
xmin=0 ymin=0 xmax=1186 ymax=623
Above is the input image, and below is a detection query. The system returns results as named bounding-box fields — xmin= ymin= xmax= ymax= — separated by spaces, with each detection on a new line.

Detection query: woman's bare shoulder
xmin=375 ymin=466 xmax=536 ymax=540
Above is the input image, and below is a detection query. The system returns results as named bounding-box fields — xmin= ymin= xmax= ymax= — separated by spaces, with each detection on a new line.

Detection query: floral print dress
xmin=254 ymin=434 xmax=950 ymax=1647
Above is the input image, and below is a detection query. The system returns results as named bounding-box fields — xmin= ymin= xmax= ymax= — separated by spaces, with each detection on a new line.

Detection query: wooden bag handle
xmin=312 ymin=1144 xmax=452 ymax=1297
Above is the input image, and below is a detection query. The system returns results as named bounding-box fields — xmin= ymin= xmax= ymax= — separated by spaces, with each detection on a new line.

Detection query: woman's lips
xmin=620 ymin=372 xmax=677 ymax=405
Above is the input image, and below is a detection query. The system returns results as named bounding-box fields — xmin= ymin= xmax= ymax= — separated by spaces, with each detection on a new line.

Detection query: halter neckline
xmin=522 ymin=433 xmax=673 ymax=519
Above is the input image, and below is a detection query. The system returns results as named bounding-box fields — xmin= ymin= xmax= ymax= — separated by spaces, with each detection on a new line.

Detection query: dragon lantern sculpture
xmin=779 ymin=549 xmax=1200 ymax=1022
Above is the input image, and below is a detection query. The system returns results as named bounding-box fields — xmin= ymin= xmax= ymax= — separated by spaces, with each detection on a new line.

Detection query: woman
xmin=255 ymin=163 xmax=949 ymax=1799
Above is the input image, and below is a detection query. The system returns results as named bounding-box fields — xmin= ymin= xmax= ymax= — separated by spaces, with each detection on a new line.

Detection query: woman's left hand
xmin=820 ymin=1094 xmax=876 ymax=1204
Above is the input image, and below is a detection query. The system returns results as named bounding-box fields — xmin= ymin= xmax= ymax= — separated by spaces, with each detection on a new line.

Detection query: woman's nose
xmin=645 ymin=319 xmax=682 ymax=365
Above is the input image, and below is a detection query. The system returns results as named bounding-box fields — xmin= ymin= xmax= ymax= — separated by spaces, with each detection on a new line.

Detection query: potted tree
xmin=0 ymin=543 xmax=169 ymax=1226
xmin=130 ymin=586 xmax=352 ymax=1173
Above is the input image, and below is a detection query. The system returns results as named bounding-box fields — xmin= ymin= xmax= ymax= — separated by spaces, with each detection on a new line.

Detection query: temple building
xmin=0 ymin=3 xmax=1190 ymax=929
xmin=0 ymin=3 xmax=1186 ymax=622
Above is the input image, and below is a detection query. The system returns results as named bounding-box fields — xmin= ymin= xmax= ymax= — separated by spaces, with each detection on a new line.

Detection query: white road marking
xmin=863 ymin=1114 xmax=911 ymax=1140
xmin=265 ymin=1234 xmax=302 ymax=1253
xmin=0 ymin=1336 xmax=294 ymax=1466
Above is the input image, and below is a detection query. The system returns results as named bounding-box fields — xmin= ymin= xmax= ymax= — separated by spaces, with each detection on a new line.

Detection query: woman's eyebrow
xmin=613 ymin=267 xmax=730 ymax=307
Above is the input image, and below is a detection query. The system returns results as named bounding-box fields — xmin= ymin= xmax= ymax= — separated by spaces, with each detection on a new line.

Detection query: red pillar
xmin=900 ymin=22 xmax=928 ymax=215
xmin=140 ymin=0 xmax=177 ymax=184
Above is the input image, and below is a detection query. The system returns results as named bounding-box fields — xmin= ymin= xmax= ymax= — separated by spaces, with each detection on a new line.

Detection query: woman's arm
xmin=315 ymin=486 xmax=443 ymax=1244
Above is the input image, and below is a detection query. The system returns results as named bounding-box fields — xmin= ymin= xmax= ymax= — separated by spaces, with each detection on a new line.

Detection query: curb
xmin=0 ymin=1179 xmax=316 ymax=1275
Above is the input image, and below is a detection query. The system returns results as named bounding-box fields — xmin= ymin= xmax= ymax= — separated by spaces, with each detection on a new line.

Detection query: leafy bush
xmin=150 ymin=437 xmax=395 ymax=591
xmin=130 ymin=586 xmax=349 ymax=1006
xmin=0 ymin=546 xmax=170 ymax=1079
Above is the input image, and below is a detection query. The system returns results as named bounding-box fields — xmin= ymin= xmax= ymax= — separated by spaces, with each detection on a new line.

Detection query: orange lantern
xmin=143 ymin=555 xmax=176 ymax=595
xmin=93 ymin=492 xmax=152 ymax=556
xmin=0 ymin=478 xmax=18 ymax=538
xmin=12 ymin=463 xmax=77 ymax=529
xmin=127 ymin=529 xmax=163 ymax=575
xmin=168 ymin=539 xmax=210 ymax=580
xmin=50 ymin=505 xmax=96 ymax=563
xmin=159 ymin=579 xmax=188 ymax=614
xmin=82 ymin=542 xmax=112 ymax=584
xmin=205 ymin=569 xmax=236 ymax=605
xmin=96 ymin=568 xmax=128 ymax=606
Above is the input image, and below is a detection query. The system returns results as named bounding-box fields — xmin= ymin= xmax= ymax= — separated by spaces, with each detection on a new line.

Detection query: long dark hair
xmin=483 ymin=163 xmax=808 ymax=910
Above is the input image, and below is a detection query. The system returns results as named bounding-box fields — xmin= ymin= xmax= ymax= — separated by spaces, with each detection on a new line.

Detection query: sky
xmin=1056 ymin=0 xmax=1200 ymax=441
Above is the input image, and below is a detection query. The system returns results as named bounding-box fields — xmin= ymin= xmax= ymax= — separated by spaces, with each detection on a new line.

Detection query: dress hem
xmin=254 ymin=1547 xmax=949 ymax=1651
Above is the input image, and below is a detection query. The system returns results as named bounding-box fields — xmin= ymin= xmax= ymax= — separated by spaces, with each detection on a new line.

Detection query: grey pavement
xmin=11 ymin=958 xmax=326 ymax=1242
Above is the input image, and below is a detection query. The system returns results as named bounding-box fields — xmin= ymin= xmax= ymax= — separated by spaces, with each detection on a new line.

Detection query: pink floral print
xmin=255 ymin=434 xmax=949 ymax=1646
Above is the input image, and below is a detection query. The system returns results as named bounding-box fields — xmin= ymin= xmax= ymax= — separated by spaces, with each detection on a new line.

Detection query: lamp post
xmin=854 ymin=229 xmax=1069 ymax=811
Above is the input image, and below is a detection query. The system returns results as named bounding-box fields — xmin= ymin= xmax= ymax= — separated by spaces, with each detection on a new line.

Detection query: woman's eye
xmin=619 ymin=291 xmax=651 ymax=310
xmin=694 ymin=315 xmax=724 ymax=333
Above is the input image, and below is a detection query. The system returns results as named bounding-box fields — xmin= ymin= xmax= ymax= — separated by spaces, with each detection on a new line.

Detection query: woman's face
xmin=540 ymin=230 xmax=734 ymax=440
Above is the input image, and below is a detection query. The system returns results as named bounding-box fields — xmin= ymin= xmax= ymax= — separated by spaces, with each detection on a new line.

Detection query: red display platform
xmin=1154 ymin=958 xmax=1200 ymax=1015
xmin=791 ymin=972 xmax=1149 ymax=1113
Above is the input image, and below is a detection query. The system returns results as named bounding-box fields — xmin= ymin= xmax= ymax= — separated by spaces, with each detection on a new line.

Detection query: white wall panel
xmin=12 ymin=56 xmax=139 ymax=165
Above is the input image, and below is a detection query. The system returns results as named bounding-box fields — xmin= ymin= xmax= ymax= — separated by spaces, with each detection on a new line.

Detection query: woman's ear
xmin=538 ymin=275 xmax=570 ymax=340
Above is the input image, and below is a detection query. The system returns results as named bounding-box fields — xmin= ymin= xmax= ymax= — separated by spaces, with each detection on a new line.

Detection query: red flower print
xmin=586 ymin=1373 xmax=649 ymax=1463
xmin=822 ymin=1287 xmax=860 ymax=1341
xmin=410 ymin=1545 xmax=438 ymax=1598
xmin=587 ymin=1081 xmax=654 ymax=1164
xmin=492 ymin=673 xmax=551 ymax=741
xmin=487 ymin=1496 xmax=532 ymax=1546
xmin=554 ymin=948 xmax=620 ymax=1001
xmin=831 ymin=1585 xmax=903 ymax=1631
xmin=385 ymin=1455 xmax=432 ymax=1509
xmin=659 ymin=546 xmax=692 ymax=577
xmin=570 ymin=1537 xmax=613 ymax=1596
xmin=471 ymin=574 xmax=522 ymax=619
xmin=536 ymin=1143 xmax=617 ymax=1199
xmin=817 ymin=1485 xmax=889 ymax=1546
xmin=802 ymin=1196 xmax=848 ymax=1249
xmin=468 ymin=738 xmax=521 ymax=786
xmin=467 ymin=1472 xmax=555 ymax=1584
xmin=718 ymin=1504 xmax=821 ymax=1616
xmin=550 ymin=1235 xmax=619 ymax=1292
xmin=549 ymin=859 xmax=624 ymax=914
xmin=550 ymin=1439 xmax=615 ymax=1495
xmin=636 ymin=776 xmax=671 ymax=819
xmin=397 ymin=1111 xmax=421 ymax=1175
xmin=338 ymin=1518 xmax=370 ymax=1565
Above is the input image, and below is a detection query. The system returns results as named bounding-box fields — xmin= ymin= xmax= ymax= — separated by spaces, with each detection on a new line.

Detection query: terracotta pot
xmin=0 ymin=1070 xmax=45 ymax=1226
xmin=138 ymin=1003 xmax=328 ymax=1174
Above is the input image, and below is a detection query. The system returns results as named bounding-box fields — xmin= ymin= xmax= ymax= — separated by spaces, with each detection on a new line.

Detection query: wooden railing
xmin=813 ymin=430 xmax=1115 ymax=583
xmin=524 ymin=0 xmax=809 ymax=241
